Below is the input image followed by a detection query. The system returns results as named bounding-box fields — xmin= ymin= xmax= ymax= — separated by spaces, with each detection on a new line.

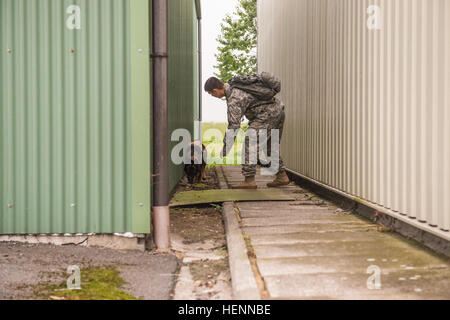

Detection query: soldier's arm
xmin=222 ymin=89 xmax=248 ymax=156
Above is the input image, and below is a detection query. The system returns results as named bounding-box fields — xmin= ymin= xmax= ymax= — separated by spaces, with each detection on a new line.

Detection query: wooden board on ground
xmin=170 ymin=189 xmax=296 ymax=207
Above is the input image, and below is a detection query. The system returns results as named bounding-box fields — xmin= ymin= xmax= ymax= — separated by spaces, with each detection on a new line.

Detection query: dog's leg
xmin=201 ymin=166 xmax=207 ymax=181
xmin=194 ymin=171 xmax=201 ymax=184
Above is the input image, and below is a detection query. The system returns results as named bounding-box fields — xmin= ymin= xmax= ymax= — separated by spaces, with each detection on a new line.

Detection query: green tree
xmin=214 ymin=0 xmax=257 ymax=83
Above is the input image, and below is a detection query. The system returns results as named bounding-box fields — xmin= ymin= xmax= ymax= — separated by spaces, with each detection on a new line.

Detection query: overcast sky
xmin=201 ymin=0 xmax=238 ymax=123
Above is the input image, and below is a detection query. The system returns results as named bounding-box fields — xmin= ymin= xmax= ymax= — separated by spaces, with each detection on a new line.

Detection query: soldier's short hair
xmin=204 ymin=77 xmax=224 ymax=92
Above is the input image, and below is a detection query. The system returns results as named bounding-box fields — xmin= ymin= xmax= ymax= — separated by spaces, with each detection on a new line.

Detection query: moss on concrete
xmin=193 ymin=183 xmax=208 ymax=190
xmin=35 ymin=267 xmax=139 ymax=300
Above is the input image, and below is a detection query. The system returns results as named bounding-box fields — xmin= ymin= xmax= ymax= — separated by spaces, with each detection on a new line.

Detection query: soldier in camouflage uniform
xmin=204 ymin=74 xmax=290 ymax=189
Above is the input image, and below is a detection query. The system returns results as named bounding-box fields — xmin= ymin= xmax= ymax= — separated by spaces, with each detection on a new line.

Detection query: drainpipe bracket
xmin=151 ymin=52 xmax=169 ymax=59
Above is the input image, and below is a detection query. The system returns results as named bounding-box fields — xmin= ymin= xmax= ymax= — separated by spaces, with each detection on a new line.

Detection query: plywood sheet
xmin=170 ymin=189 xmax=295 ymax=207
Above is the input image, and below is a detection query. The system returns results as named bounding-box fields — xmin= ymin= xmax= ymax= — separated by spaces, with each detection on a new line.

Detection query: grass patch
xmin=35 ymin=266 xmax=139 ymax=300
xmin=202 ymin=122 xmax=248 ymax=166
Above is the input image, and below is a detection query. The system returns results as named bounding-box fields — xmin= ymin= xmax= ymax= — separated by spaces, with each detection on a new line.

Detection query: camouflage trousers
xmin=242 ymin=104 xmax=286 ymax=177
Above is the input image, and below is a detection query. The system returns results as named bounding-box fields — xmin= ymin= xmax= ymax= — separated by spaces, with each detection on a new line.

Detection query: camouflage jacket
xmin=225 ymin=72 xmax=283 ymax=128
xmin=223 ymin=73 xmax=284 ymax=154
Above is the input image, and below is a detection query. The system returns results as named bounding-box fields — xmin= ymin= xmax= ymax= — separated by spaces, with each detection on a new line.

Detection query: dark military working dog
xmin=184 ymin=141 xmax=207 ymax=184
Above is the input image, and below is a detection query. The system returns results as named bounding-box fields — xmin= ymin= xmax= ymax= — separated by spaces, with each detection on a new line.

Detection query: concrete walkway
xmin=219 ymin=166 xmax=450 ymax=300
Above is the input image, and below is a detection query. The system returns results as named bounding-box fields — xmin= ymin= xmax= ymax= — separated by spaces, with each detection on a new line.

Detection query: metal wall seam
xmin=444 ymin=0 xmax=450 ymax=231
xmin=130 ymin=0 xmax=151 ymax=234
xmin=409 ymin=0 xmax=418 ymax=221
xmin=401 ymin=0 xmax=410 ymax=217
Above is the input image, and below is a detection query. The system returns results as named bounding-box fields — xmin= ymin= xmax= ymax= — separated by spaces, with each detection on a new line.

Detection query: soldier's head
xmin=204 ymin=77 xmax=226 ymax=99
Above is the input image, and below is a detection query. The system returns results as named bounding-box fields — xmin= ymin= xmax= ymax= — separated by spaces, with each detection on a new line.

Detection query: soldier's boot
xmin=232 ymin=176 xmax=257 ymax=190
xmin=267 ymin=171 xmax=290 ymax=188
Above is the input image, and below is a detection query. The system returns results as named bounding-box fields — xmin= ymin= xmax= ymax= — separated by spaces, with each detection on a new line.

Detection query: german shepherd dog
xmin=184 ymin=141 xmax=207 ymax=184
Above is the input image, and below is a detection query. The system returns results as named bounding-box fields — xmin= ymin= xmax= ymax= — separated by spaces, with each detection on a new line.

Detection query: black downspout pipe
xmin=151 ymin=0 xmax=170 ymax=251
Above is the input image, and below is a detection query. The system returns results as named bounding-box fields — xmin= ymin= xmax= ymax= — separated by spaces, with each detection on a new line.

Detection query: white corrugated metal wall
xmin=258 ymin=0 xmax=450 ymax=234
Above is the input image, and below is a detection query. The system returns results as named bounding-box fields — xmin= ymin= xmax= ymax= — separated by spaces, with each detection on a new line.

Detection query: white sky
xmin=201 ymin=0 xmax=239 ymax=123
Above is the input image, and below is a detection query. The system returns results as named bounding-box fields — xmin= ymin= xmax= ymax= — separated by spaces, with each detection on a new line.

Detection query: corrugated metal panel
xmin=130 ymin=0 xmax=151 ymax=234
xmin=0 ymin=0 xmax=135 ymax=234
xmin=168 ymin=0 xmax=198 ymax=191
xmin=258 ymin=0 xmax=450 ymax=233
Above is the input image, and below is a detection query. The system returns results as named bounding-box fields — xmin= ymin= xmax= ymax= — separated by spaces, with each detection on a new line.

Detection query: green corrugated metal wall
xmin=0 ymin=0 xmax=199 ymax=235
xmin=168 ymin=0 xmax=199 ymax=191
xmin=0 ymin=0 xmax=137 ymax=234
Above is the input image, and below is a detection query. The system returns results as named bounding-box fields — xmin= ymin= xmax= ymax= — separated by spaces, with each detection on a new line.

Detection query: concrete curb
xmin=216 ymin=166 xmax=261 ymax=300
